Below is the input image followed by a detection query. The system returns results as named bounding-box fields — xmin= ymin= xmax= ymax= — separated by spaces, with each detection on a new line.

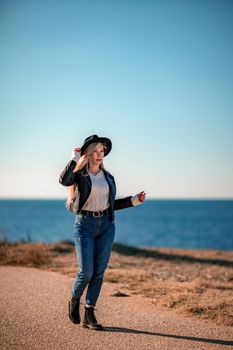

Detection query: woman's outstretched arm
xmin=114 ymin=191 xmax=146 ymax=210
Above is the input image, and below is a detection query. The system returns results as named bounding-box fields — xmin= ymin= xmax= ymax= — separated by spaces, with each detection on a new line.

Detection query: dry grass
xmin=0 ymin=241 xmax=52 ymax=267
xmin=1 ymin=240 xmax=233 ymax=327
xmin=0 ymin=240 xmax=74 ymax=269
xmin=105 ymin=246 xmax=233 ymax=327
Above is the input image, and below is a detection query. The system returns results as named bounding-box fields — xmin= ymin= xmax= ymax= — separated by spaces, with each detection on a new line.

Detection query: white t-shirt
xmin=82 ymin=170 xmax=110 ymax=211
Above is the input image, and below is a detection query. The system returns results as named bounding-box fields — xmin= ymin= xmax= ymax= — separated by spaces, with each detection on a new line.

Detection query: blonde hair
xmin=66 ymin=142 xmax=107 ymax=210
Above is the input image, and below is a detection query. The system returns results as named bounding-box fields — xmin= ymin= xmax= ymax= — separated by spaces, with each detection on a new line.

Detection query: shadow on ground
xmin=102 ymin=326 xmax=233 ymax=346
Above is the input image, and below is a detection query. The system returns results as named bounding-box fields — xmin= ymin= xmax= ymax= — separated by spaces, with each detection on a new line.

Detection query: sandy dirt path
xmin=0 ymin=266 xmax=232 ymax=350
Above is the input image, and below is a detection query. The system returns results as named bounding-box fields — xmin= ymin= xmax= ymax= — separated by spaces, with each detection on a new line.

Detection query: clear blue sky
xmin=1 ymin=0 xmax=233 ymax=199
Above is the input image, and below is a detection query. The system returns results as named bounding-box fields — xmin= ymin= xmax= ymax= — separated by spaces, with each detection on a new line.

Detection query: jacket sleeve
xmin=114 ymin=196 xmax=133 ymax=211
xmin=59 ymin=160 xmax=77 ymax=186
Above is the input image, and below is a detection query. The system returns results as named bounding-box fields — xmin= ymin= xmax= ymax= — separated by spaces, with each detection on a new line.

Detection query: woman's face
xmin=90 ymin=143 xmax=105 ymax=166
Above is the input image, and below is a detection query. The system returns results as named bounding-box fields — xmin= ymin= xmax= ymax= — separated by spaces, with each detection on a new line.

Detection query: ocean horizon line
xmin=0 ymin=197 xmax=233 ymax=201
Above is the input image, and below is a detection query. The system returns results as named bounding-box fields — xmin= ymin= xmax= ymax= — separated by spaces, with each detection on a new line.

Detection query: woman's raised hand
xmin=137 ymin=191 xmax=146 ymax=203
xmin=78 ymin=154 xmax=88 ymax=168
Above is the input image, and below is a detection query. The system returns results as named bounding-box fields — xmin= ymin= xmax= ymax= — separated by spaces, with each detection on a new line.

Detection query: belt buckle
xmin=93 ymin=211 xmax=103 ymax=218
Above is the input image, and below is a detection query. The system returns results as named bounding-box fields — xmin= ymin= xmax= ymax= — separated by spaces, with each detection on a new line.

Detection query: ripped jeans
xmin=72 ymin=211 xmax=115 ymax=306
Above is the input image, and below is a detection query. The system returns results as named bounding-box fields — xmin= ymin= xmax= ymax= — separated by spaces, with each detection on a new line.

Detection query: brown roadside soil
xmin=0 ymin=240 xmax=233 ymax=327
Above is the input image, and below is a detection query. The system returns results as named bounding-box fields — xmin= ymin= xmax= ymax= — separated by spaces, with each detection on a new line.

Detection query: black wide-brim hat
xmin=80 ymin=134 xmax=112 ymax=156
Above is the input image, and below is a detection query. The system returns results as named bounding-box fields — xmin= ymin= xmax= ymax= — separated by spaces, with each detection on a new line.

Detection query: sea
xmin=0 ymin=199 xmax=233 ymax=250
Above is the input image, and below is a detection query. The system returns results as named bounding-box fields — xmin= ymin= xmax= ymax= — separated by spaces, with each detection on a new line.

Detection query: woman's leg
xmin=85 ymin=215 xmax=115 ymax=306
xmin=72 ymin=215 xmax=95 ymax=298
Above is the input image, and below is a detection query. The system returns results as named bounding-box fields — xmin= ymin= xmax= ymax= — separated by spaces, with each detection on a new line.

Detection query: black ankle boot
xmin=68 ymin=296 xmax=81 ymax=324
xmin=82 ymin=306 xmax=104 ymax=330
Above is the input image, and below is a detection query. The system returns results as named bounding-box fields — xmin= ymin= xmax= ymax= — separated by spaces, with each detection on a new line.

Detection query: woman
xmin=59 ymin=134 xmax=145 ymax=330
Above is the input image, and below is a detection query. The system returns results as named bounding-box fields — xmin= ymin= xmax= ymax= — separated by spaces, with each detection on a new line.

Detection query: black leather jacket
xmin=59 ymin=160 xmax=133 ymax=222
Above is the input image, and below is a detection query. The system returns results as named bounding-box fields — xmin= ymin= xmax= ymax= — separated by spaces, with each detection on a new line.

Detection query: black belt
xmin=80 ymin=208 xmax=110 ymax=218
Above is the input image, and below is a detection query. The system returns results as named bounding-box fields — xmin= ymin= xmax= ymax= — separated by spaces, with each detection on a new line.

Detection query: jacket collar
xmin=79 ymin=167 xmax=114 ymax=189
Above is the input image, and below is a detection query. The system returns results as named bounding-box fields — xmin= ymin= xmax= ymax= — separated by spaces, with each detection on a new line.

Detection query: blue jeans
xmin=72 ymin=212 xmax=115 ymax=306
